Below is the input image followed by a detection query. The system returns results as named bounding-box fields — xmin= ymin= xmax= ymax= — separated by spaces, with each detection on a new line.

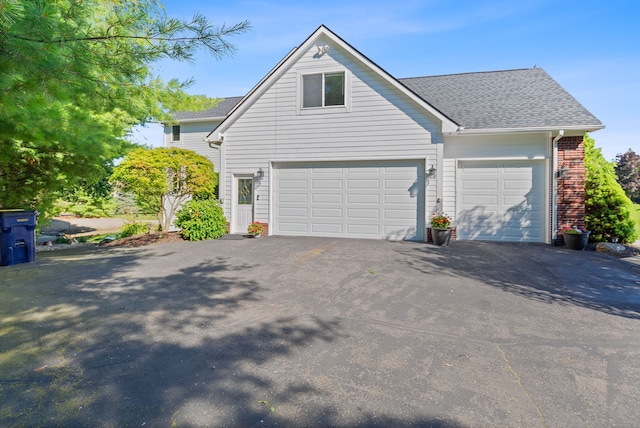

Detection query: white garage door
xmin=456 ymin=160 xmax=545 ymax=242
xmin=274 ymin=161 xmax=423 ymax=240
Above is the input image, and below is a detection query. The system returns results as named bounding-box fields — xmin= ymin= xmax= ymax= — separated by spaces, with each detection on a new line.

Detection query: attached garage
xmin=273 ymin=161 xmax=424 ymax=240
xmin=456 ymin=160 xmax=546 ymax=242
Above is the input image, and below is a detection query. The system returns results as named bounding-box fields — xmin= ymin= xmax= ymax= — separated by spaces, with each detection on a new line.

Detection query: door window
xmin=238 ymin=178 xmax=253 ymax=204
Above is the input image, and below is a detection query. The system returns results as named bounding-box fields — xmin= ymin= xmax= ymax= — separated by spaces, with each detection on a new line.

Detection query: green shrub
xmin=175 ymin=198 xmax=227 ymax=241
xmin=119 ymin=221 xmax=149 ymax=238
xmin=585 ymin=135 xmax=637 ymax=243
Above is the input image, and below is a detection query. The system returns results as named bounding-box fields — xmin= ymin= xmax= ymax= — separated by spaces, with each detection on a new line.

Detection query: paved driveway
xmin=1 ymin=237 xmax=639 ymax=427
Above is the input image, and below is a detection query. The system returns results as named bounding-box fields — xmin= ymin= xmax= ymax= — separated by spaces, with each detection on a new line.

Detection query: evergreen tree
xmin=584 ymin=135 xmax=637 ymax=243
xmin=0 ymin=1 xmax=248 ymax=218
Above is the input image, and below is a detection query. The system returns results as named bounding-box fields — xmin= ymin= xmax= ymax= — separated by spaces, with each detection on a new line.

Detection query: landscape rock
xmin=596 ymin=242 xmax=629 ymax=256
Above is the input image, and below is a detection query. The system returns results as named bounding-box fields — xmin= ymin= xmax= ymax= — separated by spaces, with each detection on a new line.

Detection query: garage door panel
xmin=348 ymin=224 xmax=381 ymax=235
xmin=348 ymin=194 xmax=379 ymax=204
xmin=457 ymin=160 xmax=544 ymax=242
xmin=311 ymin=179 xmax=342 ymax=190
xmin=278 ymin=222 xmax=308 ymax=233
xmin=462 ymin=195 xmax=499 ymax=205
xmin=347 ymin=208 xmax=380 ymax=219
xmin=462 ymin=180 xmax=499 ymax=190
xmin=385 ymin=209 xmax=417 ymax=220
xmin=347 ymin=179 xmax=380 ymax=190
xmin=274 ymin=161 xmax=422 ymax=240
xmin=311 ymin=223 xmax=343 ymax=234
xmin=278 ymin=179 xmax=308 ymax=189
xmin=279 ymin=193 xmax=308 ymax=203
xmin=311 ymin=208 xmax=342 ymax=218
xmin=311 ymin=194 xmax=342 ymax=204
xmin=278 ymin=207 xmax=308 ymax=217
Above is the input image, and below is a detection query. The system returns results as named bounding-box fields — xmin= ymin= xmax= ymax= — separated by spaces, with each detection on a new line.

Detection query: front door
xmin=234 ymin=176 xmax=254 ymax=233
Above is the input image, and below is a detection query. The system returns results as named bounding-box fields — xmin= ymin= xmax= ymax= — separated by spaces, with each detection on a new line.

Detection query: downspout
xmin=552 ymin=129 xmax=564 ymax=245
xmin=206 ymin=134 xmax=225 ymax=204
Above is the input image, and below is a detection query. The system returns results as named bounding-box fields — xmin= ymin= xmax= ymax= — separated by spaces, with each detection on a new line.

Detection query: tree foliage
xmin=0 ymin=0 xmax=248 ymax=218
xmin=110 ymin=147 xmax=217 ymax=231
xmin=584 ymin=135 xmax=637 ymax=243
xmin=614 ymin=149 xmax=640 ymax=203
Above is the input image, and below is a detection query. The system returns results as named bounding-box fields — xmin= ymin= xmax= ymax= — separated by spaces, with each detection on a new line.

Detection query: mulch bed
xmin=100 ymin=232 xmax=186 ymax=248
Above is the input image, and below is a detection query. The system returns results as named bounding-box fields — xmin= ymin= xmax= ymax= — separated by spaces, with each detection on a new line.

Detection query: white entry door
xmin=233 ymin=176 xmax=254 ymax=234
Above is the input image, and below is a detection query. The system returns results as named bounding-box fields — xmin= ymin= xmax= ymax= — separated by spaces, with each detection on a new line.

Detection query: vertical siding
xmin=222 ymin=37 xmax=442 ymax=223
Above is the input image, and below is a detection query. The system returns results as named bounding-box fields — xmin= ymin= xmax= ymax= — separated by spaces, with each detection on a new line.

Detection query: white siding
xmin=221 ymin=37 xmax=441 ymax=228
xmin=163 ymin=120 xmax=222 ymax=173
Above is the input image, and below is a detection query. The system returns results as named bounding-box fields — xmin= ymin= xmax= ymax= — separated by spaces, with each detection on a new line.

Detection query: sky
xmin=132 ymin=0 xmax=640 ymax=161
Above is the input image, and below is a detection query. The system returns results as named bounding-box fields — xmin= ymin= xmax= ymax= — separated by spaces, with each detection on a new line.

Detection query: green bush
xmin=585 ymin=135 xmax=637 ymax=243
xmin=119 ymin=221 xmax=149 ymax=238
xmin=175 ymin=198 xmax=227 ymax=241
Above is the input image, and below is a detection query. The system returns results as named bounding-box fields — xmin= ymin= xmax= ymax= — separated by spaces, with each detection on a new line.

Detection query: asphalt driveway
xmin=1 ymin=237 xmax=639 ymax=427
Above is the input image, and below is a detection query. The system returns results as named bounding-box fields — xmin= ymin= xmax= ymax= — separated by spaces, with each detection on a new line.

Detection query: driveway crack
xmin=497 ymin=344 xmax=548 ymax=428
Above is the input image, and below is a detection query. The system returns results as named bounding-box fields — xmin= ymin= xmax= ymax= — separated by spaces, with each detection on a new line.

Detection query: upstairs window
xmin=303 ymin=72 xmax=345 ymax=108
xmin=171 ymin=125 xmax=180 ymax=142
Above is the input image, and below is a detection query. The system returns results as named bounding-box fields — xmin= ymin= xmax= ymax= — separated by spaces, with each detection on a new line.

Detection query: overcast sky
xmin=132 ymin=0 xmax=639 ymax=161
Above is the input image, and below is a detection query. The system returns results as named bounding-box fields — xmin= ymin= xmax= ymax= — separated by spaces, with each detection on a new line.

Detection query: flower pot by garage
xmin=563 ymin=232 xmax=590 ymax=250
xmin=431 ymin=228 xmax=452 ymax=246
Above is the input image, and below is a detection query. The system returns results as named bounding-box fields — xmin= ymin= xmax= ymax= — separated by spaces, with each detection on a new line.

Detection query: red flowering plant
xmin=562 ymin=226 xmax=589 ymax=235
xmin=247 ymin=221 xmax=265 ymax=235
xmin=430 ymin=213 xmax=451 ymax=229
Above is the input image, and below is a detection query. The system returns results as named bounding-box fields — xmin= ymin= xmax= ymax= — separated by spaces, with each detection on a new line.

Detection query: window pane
xmin=238 ymin=178 xmax=253 ymax=204
xmin=303 ymin=74 xmax=322 ymax=108
xmin=172 ymin=125 xmax=180 ymax=141
xmin=324 ymin=72 xmax=345 ymax=106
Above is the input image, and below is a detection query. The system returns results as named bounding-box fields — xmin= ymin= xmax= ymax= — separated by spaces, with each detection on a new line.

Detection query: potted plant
xmin=247 ymin=221 xmax=265 ymax=237
xmin=562 ymin=226 xmax=590 ymax=250
xmin=430 ymin=213 xmax=452 ymax=246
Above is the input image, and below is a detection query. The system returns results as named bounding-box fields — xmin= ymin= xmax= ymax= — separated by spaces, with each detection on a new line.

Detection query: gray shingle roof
xmin=399 ymin=68 xmax=602 ymax=130
xmin=172 ymin=96 xmax=244 ymax=120
xmin=174 ymin=69 xmax=601 ymax=131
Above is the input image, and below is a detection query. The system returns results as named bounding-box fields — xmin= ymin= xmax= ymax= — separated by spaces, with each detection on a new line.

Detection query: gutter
xmin=445 ymin=124 xmax=604 ymax=136
xmin=552 ymin=129 xmax=565 ymax=244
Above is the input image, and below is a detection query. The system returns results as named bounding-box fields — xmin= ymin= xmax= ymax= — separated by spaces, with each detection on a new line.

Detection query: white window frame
xmin=296 ymin=68 xmax=351 ymax=115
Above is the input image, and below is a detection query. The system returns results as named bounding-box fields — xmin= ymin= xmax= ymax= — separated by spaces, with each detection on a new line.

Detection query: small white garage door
xmin=274 ymin=161 xmax=423 ymax=240
xmin=456 ymin=160 xmax=545 ymax=242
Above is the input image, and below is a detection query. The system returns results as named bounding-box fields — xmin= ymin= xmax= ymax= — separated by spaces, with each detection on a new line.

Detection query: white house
xmin=164 ymin=25 xmax=603 ymax=243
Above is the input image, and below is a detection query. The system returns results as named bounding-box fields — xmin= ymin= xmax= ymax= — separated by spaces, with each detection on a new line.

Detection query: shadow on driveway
xmin=398 ymin=241 xmax=640 ymax=320
xmin=1 ymin=238 xmax=639 ymax=426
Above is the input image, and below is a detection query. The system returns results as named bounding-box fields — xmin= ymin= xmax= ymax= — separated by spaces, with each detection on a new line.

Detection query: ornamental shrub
xmin=119 ymin=221 xmax=149 ymax=238
xmin=175 ymin=198 xmax=227 ymax=241
xmin=584 ymin=135 xmax=637 ymax=243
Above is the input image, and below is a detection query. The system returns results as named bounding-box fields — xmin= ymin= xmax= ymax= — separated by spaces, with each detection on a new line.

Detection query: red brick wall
xmin=555 ymin=136 xmax=586 ymax=241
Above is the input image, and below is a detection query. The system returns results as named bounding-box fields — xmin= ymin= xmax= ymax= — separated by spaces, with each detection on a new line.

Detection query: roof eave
xmin=445 ymin=124 xmax=605 ymax=136
xmin=170 ymin=116 xmax=226 ymax=124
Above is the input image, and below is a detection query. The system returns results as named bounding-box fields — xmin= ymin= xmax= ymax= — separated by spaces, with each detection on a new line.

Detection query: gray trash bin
xmin=0 ymin=210 xmax=37 ymax=266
